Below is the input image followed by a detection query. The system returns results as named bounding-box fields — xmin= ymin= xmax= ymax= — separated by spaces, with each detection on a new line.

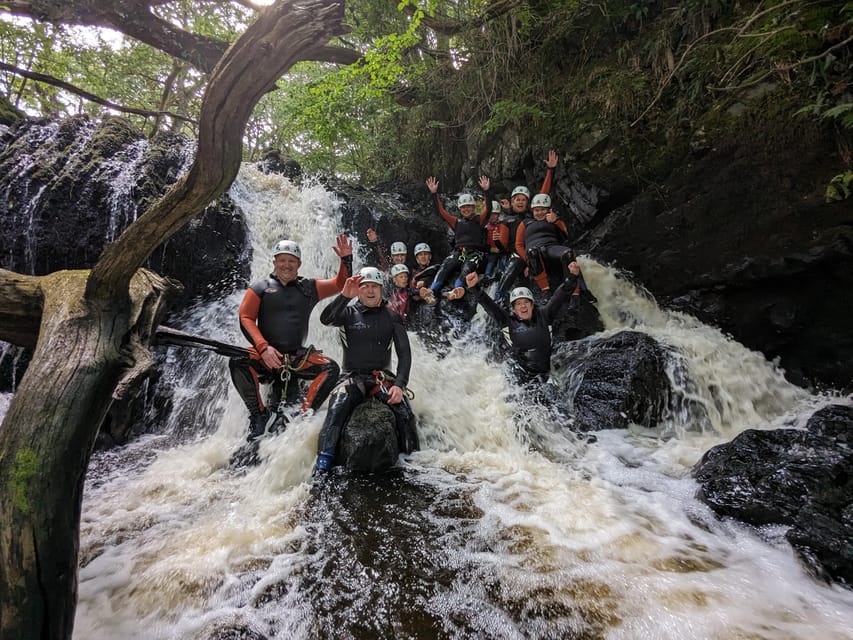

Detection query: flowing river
xmin=6 ymin=166 xmax=851 ymax=639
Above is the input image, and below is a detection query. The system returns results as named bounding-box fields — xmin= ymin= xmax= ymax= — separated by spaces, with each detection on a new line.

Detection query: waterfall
xmin=4 ymin=164 xmax=849 ymax=639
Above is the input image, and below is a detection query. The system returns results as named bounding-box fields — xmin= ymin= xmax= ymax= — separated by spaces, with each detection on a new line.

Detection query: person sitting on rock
xmin=315 ymin=267 xmax=418 ymax=473
xmin=423 ymin=175 xmax=492 ymax=301
xmin=387 ymin=263 xmax=421 ymax=328
xmin=388 ymin=240 xmax=408 ymax=267
xmin=408 ymin=242 xmax=444 ymax=331
xmin=514 ymin=193 xmax=584 ymax=301
xmin=463 ymin=263 xmax=581 ymax=383
xmin=412 ymin=242 xmax=439 ymax=291
xmin=483 ymin=200 xmax=510 ymax=285
xmin=229 ymin=235 xmax=352 ymax=442
xmin=494 ymin=150 xmax=558 ymax=304
xmin=363 ymin=227 xmax=389 ymax=270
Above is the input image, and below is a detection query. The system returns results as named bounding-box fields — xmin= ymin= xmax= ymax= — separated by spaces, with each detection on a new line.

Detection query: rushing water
xmin=10 ymin=165 xmax=847 ymax=639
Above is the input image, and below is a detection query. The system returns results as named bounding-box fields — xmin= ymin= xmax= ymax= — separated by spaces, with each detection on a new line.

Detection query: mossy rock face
xmin=0 ymin=94 xmax=23 ymax=126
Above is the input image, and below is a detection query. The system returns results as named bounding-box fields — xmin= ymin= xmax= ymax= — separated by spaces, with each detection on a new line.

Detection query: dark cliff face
xmin=580 ymin=119 xmax=852 ymax=390
xmin=0 ymin=115 xmax=250 ymax=300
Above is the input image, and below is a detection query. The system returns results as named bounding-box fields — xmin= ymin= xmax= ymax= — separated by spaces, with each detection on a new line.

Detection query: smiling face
xmin=510 ymin=194 xmax=528 ymax=214
xmin=358 ymin=282 xmax=383 ymax=307
xmin=272 ymin=253 xmax=301 ymax=283
xmin=391 ymin=253 xmax=407 ymax=265
xmin=532 ymin=206 xmax=549 ymax=220
xmin=415 ymin=251 xmax=431 ymax=267
xmin=512 ymin=297 xmax=533 ymax=320
xmin=459 ymin=204 xmax=476 ymax=219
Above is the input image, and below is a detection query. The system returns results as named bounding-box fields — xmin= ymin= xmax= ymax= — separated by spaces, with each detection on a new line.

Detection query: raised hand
xmin=545 ymin=149 xmax=558 ymax=169
xmin=426 ymin=176 xmax=439 ymax=194
xmin=545 ymin=210 xmax=558 ymax=224
xmin=342 ymin=275 xmax=364 ymax=298
xmin=333 ymin=233 xmax=353 ymax=257
xmin=478 ymin=175 xmax=490 ymax=191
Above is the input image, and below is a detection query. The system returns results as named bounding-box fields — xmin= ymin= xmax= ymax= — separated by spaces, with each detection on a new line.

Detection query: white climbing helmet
xmin=530 ymin=193 xmax=552 ymax=209
xmin=509 ymin=287 xmax=534 ymax=305
xmin=511 ymin=186 xmax=531 ymax=199
xmin=414 ymin=242 xmax=431 ymax=255
xmin=491 ymin=200 xmax=502 ymax=214
xmin=390 ymin=264 xmax=410 ymax=277
xmin=457 ymin=193 xmax=476 ymax=208
xmin=390 ymin=241 xmax=407 ymax=256
xmin=359 ymin=267 xmax=384 ymax=286
xmin=272 ymin=239 xmax=301 ymax=259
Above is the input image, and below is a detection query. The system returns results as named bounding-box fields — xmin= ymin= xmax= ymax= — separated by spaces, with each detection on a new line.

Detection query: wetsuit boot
xmin=247 ymin=410 xmax=271 ymax=442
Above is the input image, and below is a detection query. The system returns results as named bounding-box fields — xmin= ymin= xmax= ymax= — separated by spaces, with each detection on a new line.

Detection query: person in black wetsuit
xmin=229 ymin=234 xmax=353 ymax=441
xmin=463 ymin=261 xmax=581 ymax=383
xmin=314 ymin=267 xmax=418 ymax=473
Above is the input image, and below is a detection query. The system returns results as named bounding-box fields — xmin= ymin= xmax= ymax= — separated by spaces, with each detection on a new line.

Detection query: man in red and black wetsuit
xmin=229 ymin=234 xmax=353 ymax=441
xmin=494 ymin=150 xmax=558 ymax=304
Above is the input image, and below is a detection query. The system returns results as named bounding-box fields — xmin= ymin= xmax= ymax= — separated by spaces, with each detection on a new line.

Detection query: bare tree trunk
xmin=0 ymin=2 xmax=348 ymax=637
xmin=0 ymin=269 xmax=175 ymax=638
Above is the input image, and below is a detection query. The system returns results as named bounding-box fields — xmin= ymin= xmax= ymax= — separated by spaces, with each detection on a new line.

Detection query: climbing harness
xmin=370 ymin=370 xmax=415 ymax=400
xmin=276 ymin=345 xmax=316 ymax=413
xmin=459 ymin=248 xmax=484 ymax=265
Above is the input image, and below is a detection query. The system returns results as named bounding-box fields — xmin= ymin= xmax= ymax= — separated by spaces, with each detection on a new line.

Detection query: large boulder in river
xmin=338 ymin=399 xmax=401 ymax=473
xmin=693 ymin=404 xmax=853 ymax=586
xmin=552 ymin=330 xmax=672 ymax=431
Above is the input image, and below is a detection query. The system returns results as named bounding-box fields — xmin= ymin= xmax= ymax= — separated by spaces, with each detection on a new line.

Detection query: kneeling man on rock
xmin=315 ymin=267 xmax=419 ymax=474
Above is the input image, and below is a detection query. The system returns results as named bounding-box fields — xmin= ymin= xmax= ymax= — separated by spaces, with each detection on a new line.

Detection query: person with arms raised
xmin=463 ymin=261 xmax=582 ymax=383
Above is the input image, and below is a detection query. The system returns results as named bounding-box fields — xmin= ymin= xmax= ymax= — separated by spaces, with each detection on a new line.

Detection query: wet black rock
xmin=0 ymin=115 xmax=250 ymax=301
xmin=258 ymin=148 xmax=301 ymax=181
xmin=338 ymin=399 xmax=400 ymax=473
xmin=583 ymin=121 xmax=853 ymax=389
xmin=553 ymin=330 xmax=672 ymax=431
xmin=333 ymin=181 xmax=453 ymax=269
xmin=693 ymin=404 xmax=853 ymax=586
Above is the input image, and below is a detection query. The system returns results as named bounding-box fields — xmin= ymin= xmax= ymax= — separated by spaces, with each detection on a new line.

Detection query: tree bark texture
xmin=0 ymin=2 xmax=349 ymax=638
xmin=0 ymin=269 xmax=175 ymax=639
xmin=0 ymin=269 xmax=43 ymax=348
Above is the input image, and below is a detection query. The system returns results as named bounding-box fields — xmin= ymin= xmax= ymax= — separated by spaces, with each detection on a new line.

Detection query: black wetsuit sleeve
xmin=320 ymin=294 xmax=352 ymax=326
xmin=471 ymin=286 xmax=512 ymax=327
xmin=391 ymin=310 xmax=412 ymax=388
xmin=543 ymin=276 xmax=575 ymax=323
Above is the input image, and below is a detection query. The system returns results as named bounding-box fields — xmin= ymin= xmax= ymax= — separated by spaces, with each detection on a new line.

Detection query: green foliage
xmin=483 ymin=100 xmax=546 ymax=135
xmin=0 ymin=4 xmax=251 ymax=136
xmin=2 ymin=0 xmax=852 ymax=185
xmin=825 ymin=170 xmax=853 ymax=202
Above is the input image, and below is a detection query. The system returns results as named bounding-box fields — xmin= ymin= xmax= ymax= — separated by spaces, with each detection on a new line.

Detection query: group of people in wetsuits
xmin=228 ymin=151 xmax=596 ymax=473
